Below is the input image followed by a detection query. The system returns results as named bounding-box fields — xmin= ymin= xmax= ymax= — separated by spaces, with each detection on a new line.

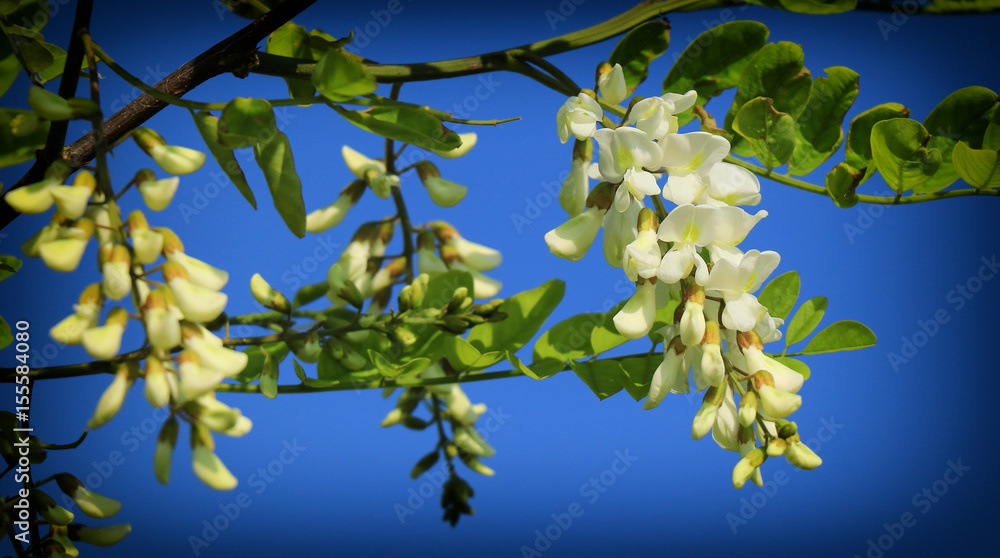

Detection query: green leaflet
xmin=253 ymin=130 xmax=307 ymax=238
xmin=732 ymin=96 xmax=796 ymax=169
xmin=590 ymin=300 xmax=629 ymax=355
xmin=312 ymin=48 xmax=376 ymax=101
xmin=662 ymin=20 xmax=769 ymax=127
xmin=825 ymin=162 xmax=862 ymax=208
xmin=788 ymin=66 xmax=860 ymax=176
xmin=260 ymin=357 xmax=279 ymax=399
xmin=234 ymin=342 xmax=289 ymax=383
xmin=870 ymin=118 xmax=942 ymax=194
xmin=332 ymin=105 xmax=462 ymax=152
xmin=608 ymin=20 xmax=670 ymax=94
xmin=724 ymin=41 xmax=812 ymax=157
xmin=784 ymin=296 xmax=827 ymax=348
xmin=217 ymin=97 xmax=277 ymax=150
xmin=0 ymin=108 xmax=49 ymax=168
xmin=466 ymin=279 xmax=564 ymax=355
xmin=800 ymin=320 xmax=877 ymax=355
xmin=920 ymin=86 xmax=998 ymax=194
xmin=844 ymin=103 xmax=910 ymax=184
xmin=532 ymin=312 xmax=602 ymax=363
xmin=267 ymin=22 xmax=315 ymax=99
xmin=191 ymin=110 xmax=256 ymax=209
xmin=757 ymin=270 xmax=799 ymax=321
xmin=617 ymin=355 xmax=659 ymax=402
xmin=506 ymin=352 xmax=564 ymax=381
xmin=570 ymin=359 xmax=623 ymax=400
xmin=953 ymin=141 xmax=1000 ymax=189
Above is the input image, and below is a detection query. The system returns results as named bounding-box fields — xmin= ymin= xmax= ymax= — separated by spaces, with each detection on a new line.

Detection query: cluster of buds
xmin=545 ymin=63 xmax=816 ymax=486
xmin=29 ymin=473 xmax=132 ymax=553
xmin=416 ymin=221 xmax=503 ymax=299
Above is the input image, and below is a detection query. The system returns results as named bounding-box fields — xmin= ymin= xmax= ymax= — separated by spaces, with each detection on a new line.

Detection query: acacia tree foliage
xmin=0 ymin=0 xmax=998 ymax=555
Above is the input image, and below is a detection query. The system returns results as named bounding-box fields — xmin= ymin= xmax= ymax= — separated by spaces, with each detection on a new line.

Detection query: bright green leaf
xmin=466 ymin=279 xmax=564 ymax=354
xmin=845 ymin=103 xmax=911 ymax=184
xmin=254 ymin=130 xmax=307 ymax=237
xmin=218 ymin=98 xmax=277 ymax=150
xmin=800 ymin=320 xmax=876 ymax=354
xmin=570 ymin=359 xmax=623 ymax=400
xmin=0 ymin=108 xmax=49 ymax=168
xmin=984 ymin=106 xmax=1000 ymax=151
xmin=870 ymin=118 xmax=942 ymax=194
xmin=591 ymin=300 xmax=629 ymax=354
xmin=662 ymin=21 xmax=769 ymax=127
xmin=507 ymin=351 xmax=564 ymax=380
xmin=312 ymin=48 xmax=376 ymax=101
xmin=234 ymin=342 xmax=288 ymax=383
xmin=788 ymin=66 xmax=859 ymax=176
xmin=267 ymin=22 xmax=315 ymax=99
xmin=952 ymin=141 xmax=1000 ymax=189
xmin=421 ymin=270 xmax=474 ymax=310
xmin=617 ymin=355 xmax=659 ymax=401
xmin=758 ymin=270 xmax=799 ymax=320
xmin=532 ymin=312 xmax=602 ymax=363
xmin=442 ymin=335 xmax=482 ymax=370
xmin=732 ymin=96 xmax=796 ymax=168
xmin=191 ymin=110 xmax=256 ymax=209
xmin=0 ymin=255 xmax=22 ymax=282
xmin=724 ymin=41 xmax=812 ymax=156
xmin=332 ymin=105 xmax=462 ymax=152
xmin=921 ymin=86 xmax=998 ymax=193
xmin=825 ymin=162 xmax=862 ymax=208
xmin=771 ymin=355 xmax=810 ymax=380
xmin=608 ymin=20 xmax=670 ymax=94
xmin=785 ymin=296 xmax=827 ymax=348
xmin=260 ymin=357 xmax=279 ymax=399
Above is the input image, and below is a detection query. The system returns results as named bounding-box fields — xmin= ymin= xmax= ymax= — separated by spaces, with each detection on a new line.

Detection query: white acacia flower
xmin=4 ymin=178 xmax=58 ymax=214
xmin=626 ymin=91 xmax=698 ymax=141
xmin=342 ymin=145 xmax=386 ymax=177
xmin=656 ymin=205 xmax=766 ymax=285
xmin=166 ymin=251 xmax=229 ymax=291
xmin=622 ymin=229 xmax=661 ymax=281
xmin=137 ymin=176 xmax=180 ymax=211
xmin=51 ymin=184 xmax=94 ymax=219
xmin=82 ymin=308 xmax=128 ymax=360
xmin=545 ymin=206 xmax=605 ymax=262
xmin=39 ymin=222 xmax=92 ymax=272
xmin=183 ymin=332 xmax=248 ymax=377
xmin=602 ymin=196 xmax=639 ymax=268
xmin=446 ymin=236 xmax=501 ymax=271
xmin=144 ymin=295 xmax=180 ymax=351
xmin=742 ymin=349 xmax=804 ymax=395
xmin=191 ymin=441 xmax=237 ymax=491
xmin=167 ymin=276 xmax=227 ymax=323
xmin=612 ymin=279 xmax=656 ymax=340
xmin=177 ymin=352 xmax=227 ymax=402
xmin=50 ymin=284 xmax=102 ymax=345
xmin=704 ymin=162 xmax=761 ymax=207
xmin=144 ymin=357 xmax=174 ymax=408
xmin=131 ymin=228 xmax=163 ymax=265
xmin=704 ymin=249 xmax=780 ymax=331
xmin=87 ymin=364 xmax=132 ymax=429
xmin=556 ymin=93 xmax=603 ymax=143
xmin=755 ymin=382 xmax=802 ymax=419
xmin=593 ymin=127 xmax=662 ymax=210
xmin=659 ymin=132 xmax=731 ymax=205
xmin=597 ymin=63 xmax=627 ymax=105
xmin=148 ymin=144 xmax=205 ymax=176
xmin=643 ymin=337 xmax=685 ymax=410
xmin=101 ymin=245 xmax=132 ymax=301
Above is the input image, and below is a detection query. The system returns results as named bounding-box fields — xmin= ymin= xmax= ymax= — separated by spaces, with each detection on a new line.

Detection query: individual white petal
xmin=51 ymin=185 xmax=92 ymax=219
xmin=39 ymin=237 xmax=89 ymax=272
xmin=615 ymin=127 xmax=661 ymax=169
xmin=82 ymin=324 xmax=125 ymax=359
xmin=145 ymin=307 xmax=181 ymax=351
xmin=740 ymin=250 xmax=781 ymax=293
xmin=622 ymin=168 xmax=661 ymax=204
xmin=706 ymin=162 xmax=761 ymax=206
xmin=784 ymin=441 xmax=822 ymax=470
xmin=612 ymin=281 xmax=656 ymax=340
xmin=178 ymin=358 xmax=226 ymax=402
xmin=721 ymin=292 xmax=767 ymax=332
xmin=593 ymin=128 xmax=624 ymax=182
xmin=656 ymin=203 xmax=697 ymax=243
xmin=144 ymin=362 xmax=172 ymax=408
xmin=185 ymin=336 xmax=248 ymax=376
xmin=628 ymin=97 xmax=673 ymax=140
xmin=4 ymin=180 xmax=57 ymax=214
xmin=342 ymin=145 xmax=385 ymax=177
xmin=598 ymin=63 xmax=627 ymax=105
xmin=544 ymin=206 xmax=604 ymax=262
xmin=660 ymin=131 xmax=730 ymax=174
xmin=138 ymin=177 xmax=180 ymax=211
xmin=643 ymin=345 xmax=683 ymax=410
xmin=131 ymin=229 xmax=164 ymax=264
xmin=450 ymin=236 xmax=502 ymax=271
xmin=662 ymin=90 xmax=698 ymax=114
xmin=424 ymin=176 xmax=467 ymax=207
xmin=306 ymin=194 xmax=354 ymax=233
xmin=657 ymin=243 xmax=697 ymax=284
xmin=148 ymin=144 xmax=205 ymax=175
xmin=743 ymin=346 xmax=804 ymax=393
xmin=756 ymin=384 xmax=802 ymax=418
xmin=102 ymin=261 xmax=131 ymax=301
xmin=711 ymin=207 xmax=768 ymax=246
xmin=168 ymin=278 xmax=227 ymax=323
xmin=166 ymin=251 xmax=229 ymax=291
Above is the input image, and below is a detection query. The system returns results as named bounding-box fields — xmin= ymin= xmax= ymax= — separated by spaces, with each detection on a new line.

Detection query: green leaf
xmin=952 ymin=141 xmax=1000 ymax=190
xmin=267 ymin=22 xmax=315 ymax=99
xmin=13 ymin=33 xmax=54 ymax=75
xmin=332 ymin=105 xmax=462 ymax=152
xmin=771 ymin=355 xmax=810 ymax=381
xmin=870 ymin=118 xmax=942 ymax=194
xmin=317 ymin=343 xmax=347 ymax=381
xmin=312 ymin=48 xmax=376 ymax=101
xmin=617 ymin=355 xmax=659 ymax=402
xmin=292 ymin=359 xmax=307 ymax=383
xmin=35 ymin=40 xmax=65 ymax=83
xmin=788 ymin=66 xmax=860 ymax=176
xmin=732 ymin=96 xmax=796 ymax=168
xmin=845 ymin=103 xmax=911 ymax=184
xmin=292 ymin=281 xmax=328 ymax=308
xmin=921 ymin=86 xmax=998 ymax=193
xmin=825 ymin=162 xmax=862 ymax=208
xmin=662 ymin=21 xmax=769 ymax=127
xmin=442 ymin=335 xmax=482 ymax=370
xmin=368 ymin=349 xmax=432 ymax=378
xmin=259 ymin=357 xmax=279 ymax=399
xmin=0 ymin=316 xmax=11 ymax=350
xmin=2 ymin=1 xmax=48 ymax=30
xmin=984 ymin=106 xmax=1000 ymax=151
xmin=234 ymin=342 xmax=289 ymax=383
xmin=466 ymin=279 xmax=564 ymax=354
xmin=218 ymin=98 xmax=277 ymax=150
xmin=724 ymin=41 xmax=812 ymax=156
xmin=800 ymin=320 xmax=876 ymax=355
xmin=784 ymin=296 xmax=827 ymax=348
xmin=0 ymin=35 xmax=19 ymax=98
xmin=0 ymin=255 xmax=22 ymax=282
xmin=757 ymin=270 xmax=799 ymax=320
xmin=608 ymin=20 xmax=670 ymax=94
xmin=191 ymin=110 xmax=256 ymax=209
xmin=506 ymin=351 xmax=564 ymax=380
xmin=254 ymin=130 xmax=307 ymax=238
xmin=569 ymin=359 xmax=623 ymax=400
xmin=532 ymin=312 xmax=602 ymax=363
xmin=421 ymin=270 xmax=474 ymax=310
xmin=590 ymin=300 xmax=629 ymax=354
xmin=0 ymin=108 xmax=49 ymax=168
xmin=777 ymin=0 xmax=856 ymax=14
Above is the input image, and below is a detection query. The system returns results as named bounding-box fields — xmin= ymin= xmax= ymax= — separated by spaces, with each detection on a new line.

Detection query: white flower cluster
xmin=545 ymin=65 xmax=821 ymax=487
xmin=5 ymin=125 xmax=250 ymax=491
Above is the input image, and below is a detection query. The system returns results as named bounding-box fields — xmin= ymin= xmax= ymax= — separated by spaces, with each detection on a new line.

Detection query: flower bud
xmin=596 ymin=62 xmax=627 ymax=104
xmin=614 ymin=279 xmax=657 ymax=340
xmin=190 ymin=425 xmax=237 ymax=490
xmin=137 ymin=173 xmax=180 ymax=211
xmin=643 ymin=336 xmax=685 ymax=410
xmin=784 ymin=441 xmax=822 ymax=470
xmin=3 ymin=177 xmax=58 ymax=214
xmin=34 ymin=490 xmax=74 ymax=526
xmin=560 ymin=138 xmax=593 ymax=216
xmin=164 ymin=262 xmax=228 ymax=323
xmin=460 ymin=453 xmax=496 ymax=476
xmin=68 ymin=522 xmax=131 ymax=547
xmin=51 ymin=172 xmax=96 ymax=219
xmin=692 ymin=384 xmax=726 ymax=440
xmin=28 ymin=86 xmax=73 ymax=120
xmin=342 ymin=145 xmax=385 ymax=178
xmin=101 ymin=244 xmax=132 ymax=301
xmin=732 ymin=447 xmax=766 ymax=489
xmin=55 ymin=474 xmax=122 ymax=518
xmin=752 ymin=370 xmax=802 ymax=419
xmin=82 ymin=307 xmax=129 ymax=360
xmin=250 ymin=273 xmax=291 ymax=313
xmin=453 ymin=425 xmax=495 ymax=457
xmin=39 ymin=220 xmax=93 ymax=272
xmin=166 ymin=250 xmax=228 ymax=291
xmin=305 ymin=179 xmax=365 ymax=233
xmin=544 ymin=205 xmax=605 ymax=261
xmin=738 ymin=391 xmax=757 ymax=428
xmin=766 ymin=438 xmax=787 ymax=457
xmin=133 ymin=128 xmax=205 ymax=175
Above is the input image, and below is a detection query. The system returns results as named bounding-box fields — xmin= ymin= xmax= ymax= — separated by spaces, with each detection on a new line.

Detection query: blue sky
xmin=2 ymin=1 xmax=1000 ymax=557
